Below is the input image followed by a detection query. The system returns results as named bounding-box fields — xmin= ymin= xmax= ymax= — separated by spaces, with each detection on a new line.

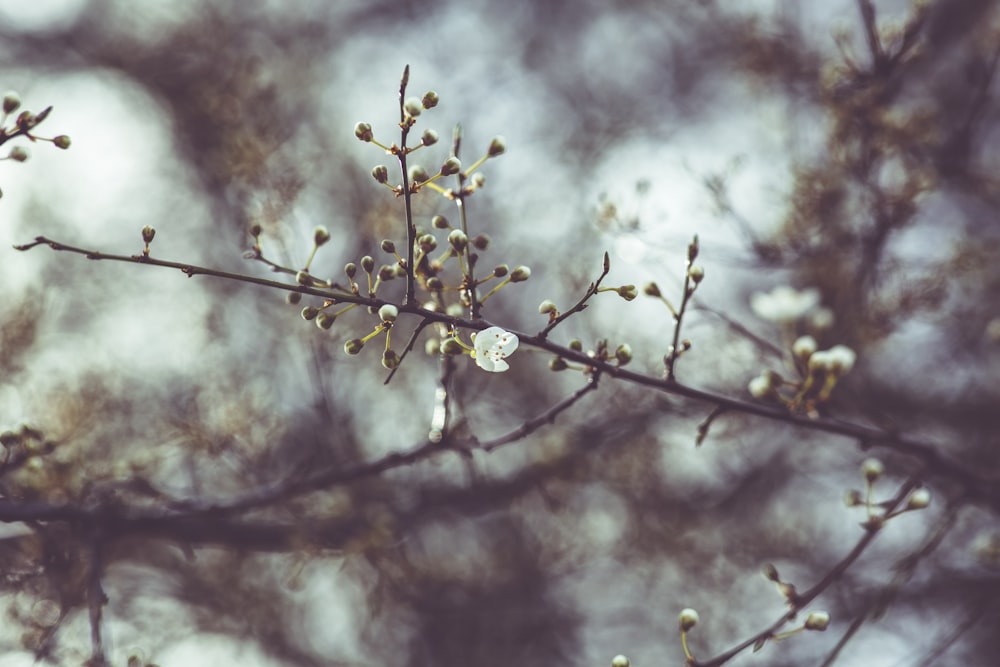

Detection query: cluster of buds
xmin=547 ymin=337 xmax=632 ymax=373
xmin=1 ymin=91 xmax=71 ymax=197
xmin=845 ymin=457 xmax=931 ymax=530
xmin=748 ymin=334 xmax=858 ymax=415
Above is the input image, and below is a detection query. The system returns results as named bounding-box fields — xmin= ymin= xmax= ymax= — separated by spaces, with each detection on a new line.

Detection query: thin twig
xmin=538 ymin=252 xmax=611 ymax=338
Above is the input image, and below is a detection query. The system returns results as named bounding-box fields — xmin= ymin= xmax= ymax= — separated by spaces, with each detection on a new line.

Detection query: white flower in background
xmin=473 ymin=326 xmax=519 ymax=372
xmin=750 ymin=286 xmax=821 ymax=322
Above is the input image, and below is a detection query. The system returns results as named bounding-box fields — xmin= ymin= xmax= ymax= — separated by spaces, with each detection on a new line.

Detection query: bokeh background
xmin=2 ymin=0 xmax=1000 ymax=665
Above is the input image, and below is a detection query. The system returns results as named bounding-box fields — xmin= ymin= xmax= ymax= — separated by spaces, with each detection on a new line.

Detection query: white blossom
xmin=473 ymin=327 xmax=519 ymax=372
xmin=750 ymin=286 xmax=820 ymax=322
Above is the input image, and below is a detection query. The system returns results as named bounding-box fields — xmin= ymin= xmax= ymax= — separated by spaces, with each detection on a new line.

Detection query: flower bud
xmin=141 ymin=226 xmax=156 ymax=244
xmin=688 ymin=235 xmax=700 ymax=262
xmin=493 ymin=264 xmax=509 ymax=278
xmin=361 ymin=256 xmax=375 ymax=273
xmin=448 ymin=229 xmax=468 ymax=252
xmin=344 ymin=338 xmax=364 ymax=355
xmin=418 ymin=234 xmax=437 ymax=251
xmin=471 ymin=172 xmax=486 ymax=188
xmin=861 ymin=457 xmax=884 ymax=483
xmin=568 ymin=339 xmax=583 ymax=352
xmin=488 ymin=136 xmax=506 ymax=157
xmin=678 ymin=608 xmax=700 ymax=632
xmin=409 ymin=165 xmax=430 ymax=183
xmin=371 ymin=165 xmax=389 ymax=184
xmin=380 ymin=239 xmax=396 ymax=254
xmin=313 ymin=225 xmax=331 ymax=247
xmin=538 ymin=300 xmax=557 ymax=315
xmin=762 ymin=563 xmax=780 ymax=581
xmin=441 ymin=337 xmax=464 ymax=355
xmin=804 ymin=611 xmax=830 ymax=631
xmin=316 ymin=313 xmax=335 ymax=330
xmin=301 ymin=306 xmax=319 ymax=321
xmin=3 ymin=91 xmax=21 ymax=114
xmin=354 ymin=122 xmax=373 ymax=142
xmin=249 ymin=222 xmax=262 ymax=238
xmin=345 ymin=262 xmax=357 ymax=279
xmin=426 ymin=276 xmax=443 ymax=290
xmin=403 ymin=97 xmax=422 ymax=117
xmin=615 ymin=343 xmax=633 ymax=366
xmin=617 ymin=285 xmax=638 ymax=301
xmin=906 ymin=488 xmax=931 ymax=510
xmin=688 ymin=265 xmax=705 ymax=284
xmin=421 ymin=91 xmax=439 ymax=109
xmin=510 ymin=266 xmax=531 ymax=282
xmin=286 ymin=291 xmax=302 ymax=305
xmin=382 ymin=349 xmax=400 ymax=369
xmin=440 ymin=157 xmax=461 ymax=177
xmin=748 ymin=373 xmax=773 ymax=398
xmin=378 ymin=265 xmax=395 ymax=281
xmin=471 ymin=233 xmax=490 ymax=250
xmin=378 ymin=304 xmax=398 ymax=323
xmin=8 ymin=146 xmax=28 ymax=162
xmin=844 ymin=489 xmax=864 ymax=507
xmin=792 ymin=335 xmax=817 ymax=360
xmin=421 ymin=128 xmax=439 ymax=146
xmin=296 ymin=271 xmax=312 ymax=286
xmin=432 ymin=214 xmax=450 ymax=229
xmin=611 ymin=656 xmax=630 ymax=667
xmin=549 ymin=356 xmax=568 ymax=371
xmin=425 ymin=338 xmax=440 ymax=355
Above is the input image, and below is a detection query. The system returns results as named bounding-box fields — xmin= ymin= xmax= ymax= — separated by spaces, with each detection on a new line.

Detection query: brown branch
xmin=538 ymin=251 xmax=611 ymax=338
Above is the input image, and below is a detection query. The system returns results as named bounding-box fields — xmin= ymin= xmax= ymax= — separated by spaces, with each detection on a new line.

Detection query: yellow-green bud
xmin=249 ymin=222 xmax=262 ymax=238
xmin=688 ymin=265 xmax=704 ymax=284
xmin=345 ymin=262 xmax=357 ymax=279
xmin=421 ymin=91 xmax=439 ymax=109
xmin=488 ymin=136 xmax=506 ymax=157
xmin=762 ymin=563 xmax=780 ymax=581
xmin=549 ymin=356 xmax=568 ymax=371
xmin=382 ymin=349 xmax=400 ymax=369
xmin=472 ymin=233 xmax=490 ymax=250
xmin=316 ymin=313 xmax=335 ymax=330
xmin=862 ymin=457 xmax=884 ymax=483
xmin=3 ymin=91 xmax=20 ymax=114
xmin=617 ymin=285 xmax=638 ymax=301
xmin=538 ymin=300 xmax=557 ymax=315
xmin=448 ymin=229 xmax=468 ymax=252
xmin=286 ymin=291 xmax=302 ymax=305
xmin=643 ymin=282 xmax=661 ymax=297
xmin=313 ymin=225 xmax=331 ymax=247
xmin=441 ymin=337 xmax=464 ymax=355
xmin=493 ymin=264 xmax=509 ymax=278
xmin=380 ymin=239 xmax=396 ymax=254
xmin=141 ymin=226 xmax=156 ymax=244
xmin=361 ymin=256 xmax=375 ymax=273
xmin=804 ymin=611 xmax=830 ymax=631
xmin=432 ymin=215 xmax=450 ymax=229
xmin=426 ymin=276 xmax=443 ymax=290
xmin=678 ymin=608 xmax=700 ymax=632
xmin=301 ymin=306 xmax=319 ymax=321
xmin=611 ymin=656 xmax=630 ymax=667
xmin=378 ymin=265 xmax=395 ymax=281
xmin=440 ymin=157 xmax=461 ymax=177
xmin=296 ymin=271 xmax=312 ymax=286
xmin=409 ymin=165 xmax=430 ymax=183
xmin=371 ymin=165 xmax=389 ymax=184
xmin=471 ymin=172 xmax=486 ymax=188
xmin=615 ymin=343 xmax=633 ymax=365
xmin=418 ymin=234 xmax=437 ymax=251
xmin=344 ymin=338 xmax=364 ymax=355
xmin=510 ymin=266 xmax=531 ymax=282
xmin=906 ymin=488 xmax=931 ymax=510
xmin=378 ymin=304 xmax=398 ymax=323
xmin=53 ymin=135 xmax=71 ymax=150
xmin=354 ymin=122 xmax=373 ymax=142
xmin=568 ymin=339 xmax=583 ymax=352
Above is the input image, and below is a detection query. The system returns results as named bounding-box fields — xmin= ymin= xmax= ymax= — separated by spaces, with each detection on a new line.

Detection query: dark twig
xmin=86 ymin=533 xmax=108 ymax=667
xmin=539 ymin=252 xmax=612 ymax=338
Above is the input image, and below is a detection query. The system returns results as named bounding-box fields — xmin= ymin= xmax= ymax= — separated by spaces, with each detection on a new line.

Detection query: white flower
xmin=750 ymin=286 xmax=821 ymax=322
xmin=473 ymin=327 xmax=519 ymax=372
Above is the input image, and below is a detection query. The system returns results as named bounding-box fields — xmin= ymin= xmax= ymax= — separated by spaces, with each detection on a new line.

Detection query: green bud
xmin=421 ymin=128 xmax=439 ymax=146
xmin=354 ymin=122 xmax=373 ymax=142
xmin=611 ymin=656 xmax=630 ymax=667
xmin=617 ymin=285 xmax=638 ymax=301
xmin=345 ymin=262 xmax=357 ymax=279
xmin=440 ymin=157 xmax=461 ymax=177
xmin=141 ymin=225 xmax=156 ymax=244
xmin=688 ymin=265 xmax=704 ymax=284
xmin=301 ymin=306 xmax=319 ymax=321
xmin=380 ymin=239 xmax=396 ymax=254
xmin=286 ymin=291 xmax=302 ymax=305
xmin=418 ymin=234 xmax=437 ymax=251
xmin=361 ymin=256 xmax=375 ymax=273
xmin=538 ymin=300 xmax=557 ymax=314
xmin=3 ymin=91 xmax=21 ymax=114
xmin=344 ymin=338 xmax=364 ymax=355
xmin=378 ymin=265 xmax=395 ymax=281
xmin=421 ymin=91 xmax=439 ymax=109
xmin=448 ymin=229 xmax=468 ymax=252
xmin=296 ymin=271 xmax=312 ymax=286
xmin=488 ymin=136 xmax=506 ymax=157
xmin=510 ymin=266 xmax=531 ymax=282
xmin=441 ymin=337 xmax=464 ymax=355
xmin=643 ymin=282 xmax=661 ymax=297
xmin=53 ymin=135 xmax=71 ymax=150
xmin=382 ymin=349 xmax=400 ymax=369
xmin=426 ymin=277 xmax=443 ymax=290
xmin=431 ymin=214 xmax=450 ymax=229
xmin=471 ymin=233 xmax=490 ymax=250
xmin=471 ymin=172 xmax=486 ymax=188
xmin=409 ymin=165 xmax=430 ymax=183
xmin=316 ymin=313 xmax=335 ymax=330
xmin=549 ymin=356 xmax=568 ymax=371
xmin=8 ymin=146 xmax=28 ymax=162
xmin=371 ymin=165 xmax=389 ymax=183
xmin=249 ymin=222 xmax=262 ymax=238
xmin=688 ymin=235 xmax=700 ymax=262
xmin=568 ymin=339 xmax=583 ymax=352
xmin=493 ymin=264 xmax=509 ymax=278
xmin=615 ymin=343 xmax=633 ymax=366
xmin=313 ymin=225 xmax=331 ymax=247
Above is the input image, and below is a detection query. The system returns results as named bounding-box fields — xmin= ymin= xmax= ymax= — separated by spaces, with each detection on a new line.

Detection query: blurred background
xmin=1 ymin=0 xmax=1000 ymax=665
